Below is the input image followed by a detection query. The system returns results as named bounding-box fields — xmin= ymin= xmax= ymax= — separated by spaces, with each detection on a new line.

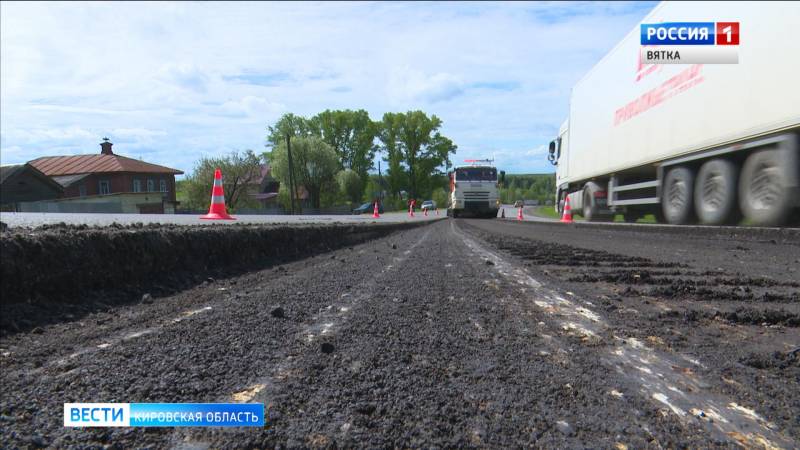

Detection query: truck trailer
xmin=547 ymin=1 xmax=800 ymax=226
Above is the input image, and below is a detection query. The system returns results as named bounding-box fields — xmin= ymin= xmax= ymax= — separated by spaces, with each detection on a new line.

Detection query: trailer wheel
xmin=694 ymin=159 xmax=740 ymax=225
xmin=739 ymin=148 xmax=792 ymax=226
xmin=662 ymin=166 xmax=695 ymax=225
xmin=582 ymin=189 xmax=593 ymax=221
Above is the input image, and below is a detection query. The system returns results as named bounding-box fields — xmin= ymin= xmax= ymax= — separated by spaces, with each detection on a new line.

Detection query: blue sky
xmin=1 ymin=1 xmax=657 ymax=176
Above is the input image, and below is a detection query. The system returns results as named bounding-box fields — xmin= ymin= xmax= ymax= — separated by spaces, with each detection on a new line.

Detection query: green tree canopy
xmin=266 ymin=109 xmax=457 ymax=206
xmin=396 ymin=111 xmax=456 ymax=199
xmin=310 ymin=109 xmax=377 ymax=184
xmin=183 ymin=150 xmax=262 ymax=212
xmin=266 ymin=113 xmax=315 ymax=148
xmin=336 ymin=169 xmax=363 ymax=205
xmin=378 ymin=112 xmax=407 ymax=199
xmin=269 ymin=136 xmax=339 ymax=209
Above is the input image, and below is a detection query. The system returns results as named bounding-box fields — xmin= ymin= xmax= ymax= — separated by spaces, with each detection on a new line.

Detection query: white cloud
xmin=526 ymin=145 xmax=548 ymax=156
xmin=388 ymin=69 xmax=464 ymax=104
xmin=157 ymin=63 xmax=210 ymax=93
xmin=111 ymin=128 xmax=168 ymax=139
xmin=0 ymin=1 xmax=658 ymax=172
xmin=217 ymin=96 xmax=286 ymax=120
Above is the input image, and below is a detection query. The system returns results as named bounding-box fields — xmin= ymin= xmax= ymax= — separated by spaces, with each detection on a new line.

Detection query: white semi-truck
xmin=548 ymin=2 xmax=800 ymax=226
xmin=447 ymin=160 xmax=503 ymax=218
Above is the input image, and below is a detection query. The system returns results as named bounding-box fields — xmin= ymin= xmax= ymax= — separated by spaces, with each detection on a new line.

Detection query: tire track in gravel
xmin=454 ymin=220 xmax=796 ymax=449
xmin=170 ymin=226 xmax=435 ymax=449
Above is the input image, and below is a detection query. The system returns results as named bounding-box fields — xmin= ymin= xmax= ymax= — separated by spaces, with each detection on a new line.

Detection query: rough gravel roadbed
xmin=0 ymin=219 xmax=797 ymax=448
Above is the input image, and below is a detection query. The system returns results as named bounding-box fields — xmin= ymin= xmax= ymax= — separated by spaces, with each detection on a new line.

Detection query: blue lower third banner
xmin=64 ymin=403 xmax=264 ymax=427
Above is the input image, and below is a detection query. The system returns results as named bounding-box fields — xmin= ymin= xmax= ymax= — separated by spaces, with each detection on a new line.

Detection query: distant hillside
xmin=500 ymin=173 xmax=556 ymax=204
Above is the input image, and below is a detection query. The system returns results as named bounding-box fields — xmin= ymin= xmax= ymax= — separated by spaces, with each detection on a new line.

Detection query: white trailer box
xmin=551 ymin=1 xmax=800 ymax=226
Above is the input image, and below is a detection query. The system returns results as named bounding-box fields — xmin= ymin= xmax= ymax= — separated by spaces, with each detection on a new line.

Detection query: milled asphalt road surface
xmin=1 ymin=219 xmax=798 ymax=448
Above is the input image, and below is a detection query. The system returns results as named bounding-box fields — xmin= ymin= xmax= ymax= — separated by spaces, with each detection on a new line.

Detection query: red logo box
xmin=716 ymin=22 xmax=740 ymax=45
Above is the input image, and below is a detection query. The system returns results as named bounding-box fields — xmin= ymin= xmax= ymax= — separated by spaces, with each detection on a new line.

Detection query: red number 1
xmin=716 ymin=22 xmax=740 ymax=45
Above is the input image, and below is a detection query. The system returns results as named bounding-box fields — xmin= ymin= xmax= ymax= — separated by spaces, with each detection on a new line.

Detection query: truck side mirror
xmin=547 ymin=141 xmax=558 ymax=166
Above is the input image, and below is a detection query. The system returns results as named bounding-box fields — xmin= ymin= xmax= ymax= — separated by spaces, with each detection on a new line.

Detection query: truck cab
xmin=448 ymin=161 xmax=501 ymax=218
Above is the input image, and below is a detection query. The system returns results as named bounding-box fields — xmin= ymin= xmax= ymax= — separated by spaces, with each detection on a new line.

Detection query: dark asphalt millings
xmin=1 ymin=218 xmax=798 ymax=448
xmin=459 ymin=218 xmax=800 ymax=446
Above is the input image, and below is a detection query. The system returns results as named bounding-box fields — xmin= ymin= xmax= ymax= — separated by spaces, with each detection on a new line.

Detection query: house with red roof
xmin=12 ymin=138 xmax=184 ymax=214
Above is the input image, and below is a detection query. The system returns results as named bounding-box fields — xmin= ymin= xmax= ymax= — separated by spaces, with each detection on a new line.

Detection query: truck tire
xmin=662 ymin=166 xmax=695 ymax=225
xmin=739 ymin=148 xmax=793 ymax=226
xmin=694 ymin=159 xmax=740 ymax=225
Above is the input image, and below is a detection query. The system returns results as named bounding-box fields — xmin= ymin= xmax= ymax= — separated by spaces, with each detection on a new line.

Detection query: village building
xmin=0 ymin=163 xmax=65 ymax=211
xmin=4 ymin=138 xmax=184 ymax=214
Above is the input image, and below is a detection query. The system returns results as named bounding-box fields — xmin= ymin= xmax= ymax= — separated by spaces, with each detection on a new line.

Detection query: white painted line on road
xmin=124 ymin=329 xmax=155 ymax=340
xmin=39 ymin=304 xmax=216 ymax=374
xmin=172 ymin=306 xmax=213 ymax=323
xmin=653 ymin=392 xmax=686 ymax=417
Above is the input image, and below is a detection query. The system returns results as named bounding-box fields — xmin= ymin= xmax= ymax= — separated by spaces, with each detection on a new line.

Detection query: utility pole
xmin=378 ymin=160 xmax=384 ymax=202
xmin=286 ymin=134 xmax=296 ymax=215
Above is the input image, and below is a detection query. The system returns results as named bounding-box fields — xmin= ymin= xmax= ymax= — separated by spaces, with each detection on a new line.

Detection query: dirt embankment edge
xmin=1 ymin=221 xmax=428 ymax=310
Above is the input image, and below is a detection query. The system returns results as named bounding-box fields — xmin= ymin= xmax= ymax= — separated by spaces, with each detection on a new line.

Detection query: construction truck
xmin=547 ymin=1 xmax=800 ymax=226
xmin=447 ymin=160 xmax=504 ymax=218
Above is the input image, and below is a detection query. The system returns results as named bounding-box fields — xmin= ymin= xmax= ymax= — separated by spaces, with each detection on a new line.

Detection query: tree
xmin=363 ymin=177 xmax=383 ymax=203
xmin=378 ymin=112 xmax=407 ymax=200
xmin=396 ymin=111 xmax=456 ymax=199
xmin=269 ymin=136 xmax=339 ymax=209
xmin=432 ymin=187 xmax=449 ymax=210
xmin=336 ymin=169 xmax=363 ymax=205
xmin=266 ymin=113 xmax=315 ymax=148
xmin=310 ymin=109 xmax=377 ymax=184
xmin=183 ymin=150 xmax=262 ymax=212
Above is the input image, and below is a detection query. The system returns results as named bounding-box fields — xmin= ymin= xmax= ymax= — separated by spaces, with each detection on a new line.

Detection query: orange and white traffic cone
xmin=372 ymin=202 xmax=381 ymax=218
xmin=517 ymin=206 xmax=524 ymax=221
xmin=200 ymin=168 xmax=235 ymax=220
xmin=560 ymin=196 xmax=574 ymax=223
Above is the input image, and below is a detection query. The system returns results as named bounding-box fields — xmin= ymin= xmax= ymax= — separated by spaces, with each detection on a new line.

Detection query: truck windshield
xmin=455 ymin=167 xmax=497 ymax=181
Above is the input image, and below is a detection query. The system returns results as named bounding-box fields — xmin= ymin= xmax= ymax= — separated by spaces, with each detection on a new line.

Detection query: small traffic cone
xmin=372 ymin=202 xmax=381 ymax=218
xmin=517 ymin=206 xmax=524 ymax=221
xmin=560 ymin=196 xmax=574 ymax=223
xmin=200 ymin=168 xmax=235 ymax=220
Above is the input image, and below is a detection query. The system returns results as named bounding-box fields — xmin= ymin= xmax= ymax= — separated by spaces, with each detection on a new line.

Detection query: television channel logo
xmin=64 ymin=403 xmax=265 ymax=427
xmin=640 ymin=22 xmax=739 ymax=64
